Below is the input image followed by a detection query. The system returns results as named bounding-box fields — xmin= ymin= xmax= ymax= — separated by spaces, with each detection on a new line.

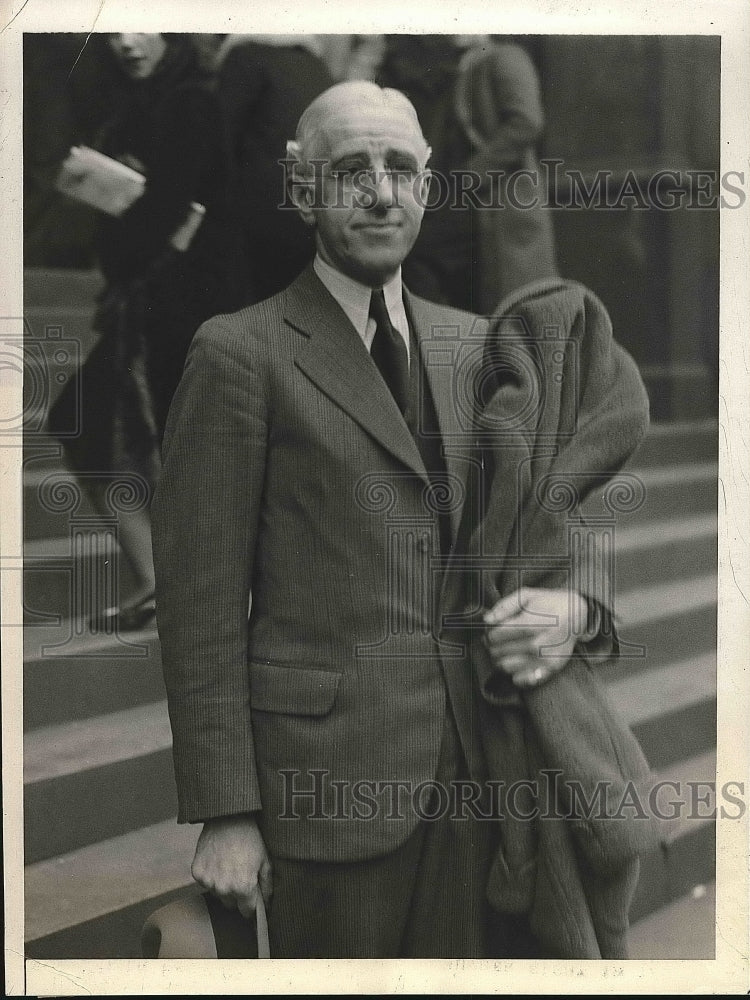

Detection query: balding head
xmin=287 ymin=81 xmax=431 ymax=176
xmin=285 ymin=80 xmax=433 ymax=287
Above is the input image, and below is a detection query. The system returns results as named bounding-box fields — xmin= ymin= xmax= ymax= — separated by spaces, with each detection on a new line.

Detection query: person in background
xmin=342 ymin=35 xmax=387 ymax=81
xmin=215 ymin=35 xmax=333 ymax=304
xmin=23 ymin=34 xmax=112 ymax=266
xmin=378 ymin=34 xmax=557 ymax=313
xmin=48 ymin=33 xmax=243 ymax=630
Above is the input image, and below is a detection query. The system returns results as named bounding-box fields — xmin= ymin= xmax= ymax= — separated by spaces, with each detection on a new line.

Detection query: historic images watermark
xmin=278 ymin=158 xmax=746 ymax=212
xmin=277 ymin=770 xmax=746 ymax=823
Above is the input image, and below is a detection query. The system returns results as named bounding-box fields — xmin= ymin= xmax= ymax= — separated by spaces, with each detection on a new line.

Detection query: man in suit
xmin=151 ymin=80 xmax=596 ymax=958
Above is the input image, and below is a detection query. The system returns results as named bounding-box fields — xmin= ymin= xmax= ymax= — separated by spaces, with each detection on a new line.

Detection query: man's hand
xmin=191 ymin=813 xmax=272 ymax=918
xmin=483 ymin=587 xmax=590 ymax=688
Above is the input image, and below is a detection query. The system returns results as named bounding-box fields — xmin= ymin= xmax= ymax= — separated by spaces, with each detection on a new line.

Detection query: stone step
xmin=634 ymin=697 xmax=716 ymax=772
xmin=640 ymin=365 xmax=717 ymax=422
xmin=603 ymin=651 xmax=715 ymax=728
xmin=624 ymin=419 xmax=718 ymax=467
xmin=23 ymin=627 xmax=163 ymax=731
xmin=600 ymin=573 xmax=717 ymax=678
xmin=21 ymin=309 xmax=101 ymax=423
xmin=22 ymin=535 xmax=142 ymax=625
xmin=24 ymin=818 xmax=200 ymax=946
xmin=614 ymin=513 xmax=716 ymax=592
xmin=23 ymin=745 xmax=178 ymax=866
xmin=24 ymin=304 xmax=98 ymax=349
xmin=580 ymin=460 xmax=717 ymax=527
xmin=23 ymin=465 xmax=102 ymax=543
xmin=626 ymin=418 xmax=719 ymax=470
xmin=24 ymin=693 xmax=178 ymax=863
xmin=629 ymin=881 xmax=715 ymax=960
xmin=23 ymin=750 xmax=717 ymax=958
xmin=24 ymin=702 xmax=173 ymax=788
xmin=599 ymin=605 xmax=717 ymax=690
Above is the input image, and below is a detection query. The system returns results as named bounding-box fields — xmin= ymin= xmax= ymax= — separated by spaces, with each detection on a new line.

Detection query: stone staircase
xmin=20 ymin=268 xmax=718 ymax=959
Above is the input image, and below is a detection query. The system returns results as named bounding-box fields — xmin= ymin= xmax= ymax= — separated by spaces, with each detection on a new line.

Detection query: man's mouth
xmin=355 ymin=221 xmax=400 ymax=231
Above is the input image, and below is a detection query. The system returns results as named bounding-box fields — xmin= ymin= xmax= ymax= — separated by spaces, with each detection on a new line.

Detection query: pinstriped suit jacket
xmin=152 ymin=265 xmax=490 ymax=862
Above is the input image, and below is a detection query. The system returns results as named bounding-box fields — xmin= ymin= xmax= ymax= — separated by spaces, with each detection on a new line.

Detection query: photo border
xmin=2 ymin=1 xmax=748 ymax=994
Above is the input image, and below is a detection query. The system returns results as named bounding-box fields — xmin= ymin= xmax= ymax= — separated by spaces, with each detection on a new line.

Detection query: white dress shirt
xmin=313 ymin=254 xmax=410 ymax=362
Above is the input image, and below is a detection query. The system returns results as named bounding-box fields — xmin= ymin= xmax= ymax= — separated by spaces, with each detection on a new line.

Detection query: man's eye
xmin=387 ymin=161 xmax=418 ymax=178
xmin=331 ymin=164 xmax=369 ymax=180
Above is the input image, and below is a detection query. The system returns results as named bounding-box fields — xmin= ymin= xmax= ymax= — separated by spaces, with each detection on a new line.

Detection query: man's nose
xmin=369 ymin=169 xmax=395 ymax=210
xmin=118 ymin=34 xmax=139 ymax=51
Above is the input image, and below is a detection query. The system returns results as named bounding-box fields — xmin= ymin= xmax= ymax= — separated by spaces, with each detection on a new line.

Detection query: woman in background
xmin=49 ymin=33 xmax=242 ymax=630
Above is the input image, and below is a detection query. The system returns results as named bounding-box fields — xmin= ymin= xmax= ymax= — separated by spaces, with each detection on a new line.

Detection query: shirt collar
xmin=313 ymin=254 xmax=407 ymax=347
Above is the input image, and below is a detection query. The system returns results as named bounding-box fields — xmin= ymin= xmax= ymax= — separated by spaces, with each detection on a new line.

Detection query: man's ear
xmin=417 ymin=168 xmax=432 ymax=209
xmin=286 ymin=139 xmax=317 ymax=227
xmin=288 ymin=176 xmax=317 ymax=228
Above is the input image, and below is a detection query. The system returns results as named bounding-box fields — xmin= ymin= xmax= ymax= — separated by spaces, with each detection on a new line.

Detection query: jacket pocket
xmin=249 ymin=660 xmax=341 ymax=716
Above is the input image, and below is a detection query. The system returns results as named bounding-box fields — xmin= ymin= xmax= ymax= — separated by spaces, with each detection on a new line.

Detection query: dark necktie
xmin=369 ymin=289 xmax=409 ymax=415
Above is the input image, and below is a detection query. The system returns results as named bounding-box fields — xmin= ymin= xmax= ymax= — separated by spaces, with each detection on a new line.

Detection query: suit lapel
xmin=287 ymin=267 xmax=429 ymax=482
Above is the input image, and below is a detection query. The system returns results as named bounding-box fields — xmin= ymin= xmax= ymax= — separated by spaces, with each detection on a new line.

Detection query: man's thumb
xmin=258 ymin=858 xmax=273 ymax=904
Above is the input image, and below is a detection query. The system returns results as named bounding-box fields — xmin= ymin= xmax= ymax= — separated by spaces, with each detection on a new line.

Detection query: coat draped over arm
xmin=470 ymin=278 xmax=661 ymax=958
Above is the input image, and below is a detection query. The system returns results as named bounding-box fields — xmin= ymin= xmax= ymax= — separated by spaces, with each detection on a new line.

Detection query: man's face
xmin=296 ymin=103 xmax=431 ymax=287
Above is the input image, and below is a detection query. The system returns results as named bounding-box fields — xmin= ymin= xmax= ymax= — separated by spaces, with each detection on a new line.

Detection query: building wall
xmin=538 ymin=35 xmax=720 ymax=419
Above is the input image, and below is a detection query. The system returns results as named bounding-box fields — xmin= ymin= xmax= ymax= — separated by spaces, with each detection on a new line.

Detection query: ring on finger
xmin=517 ymin=665 xmax=550 ymax=687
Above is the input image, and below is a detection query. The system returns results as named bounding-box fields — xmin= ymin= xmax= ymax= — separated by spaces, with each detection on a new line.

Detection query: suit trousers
xmin=266 ymin=708 xmax=499 ymax=958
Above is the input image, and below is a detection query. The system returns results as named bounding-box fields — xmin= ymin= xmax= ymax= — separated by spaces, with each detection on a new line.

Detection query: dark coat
xmin=217 ymin=40 xmax=333 ymax=303
xmin=95 ymin=40 xmax=244 ymax=430
xmin=471 ymin=278 xmax=658 ymax=958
